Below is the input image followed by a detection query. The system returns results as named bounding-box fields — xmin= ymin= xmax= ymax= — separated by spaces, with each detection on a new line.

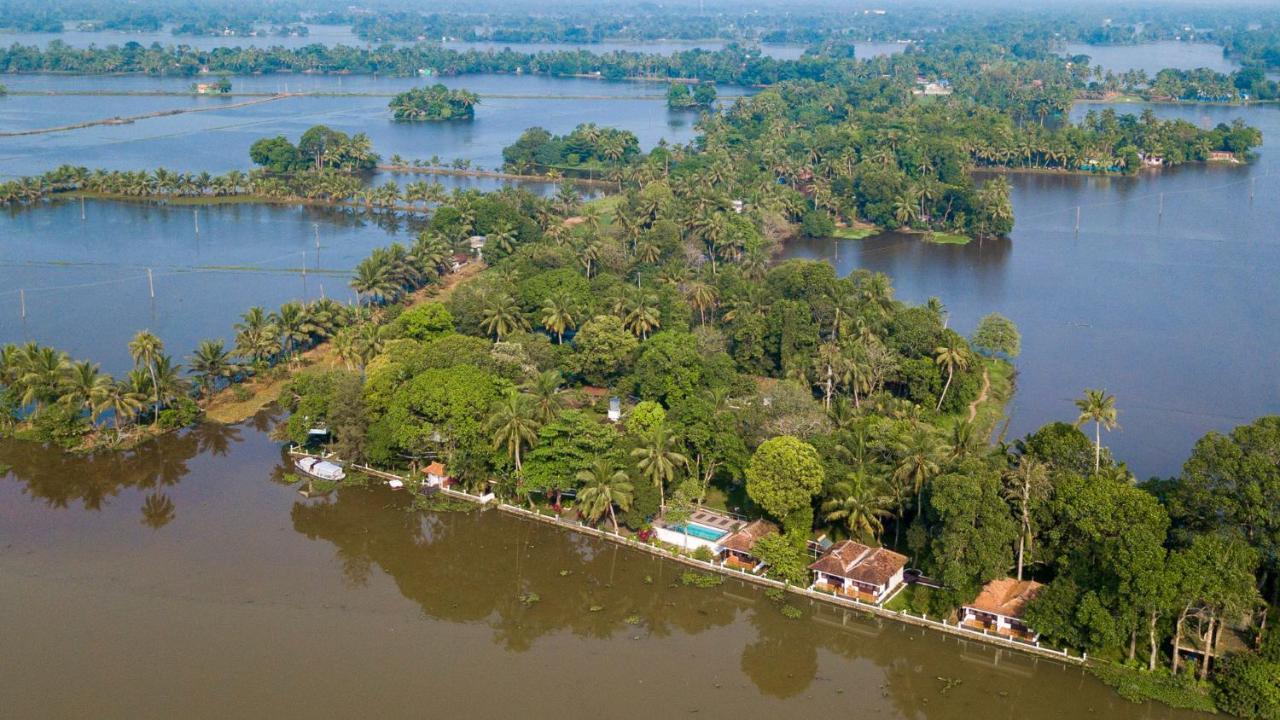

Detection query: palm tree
xmin=521 ymin=370 xmax=564 ymax=423
xmin=16 ymin=344 xmax=71 ymax=410
xmin=685 ymin=280 xmax=718 ymax=325
xmin=576 ymin=460 xmax=634 ymax=533
xmin=1074 ymin=388 xmax=1119 ymax=473
xmin=623 ymin=292 xmax=661 ymax=339
xmin=893 ymin=424 xmax=945 ymax=512
xmin=95 ymin=381 xmax=145 ymax=441
xmin=540 ymin=293 xmax=578 ymax=344
xmin=128 ymin=330 xmax=164 ymax=424
xmin=1003 ymin=457 xmax=1050 ymax=580
xmin=189 ymin=339 xmax=233 ymax=398
xmin=488 ymin=392 xmax=540 ymax=472
xmin=61 ymin=360 xmax=111 ymax=421
xmin=150 ymin=354 xmax=189 ymax=412
xmin=933 ymin=342 xmax=970 ymax=411
xmin=631 ymin=425 xmax=688 ymax=510
xmin=822 ymin=472 xmax=892 ymax=542
xmin=272 ymin=302 xmax=310 ymax=361
xmin=481 ymin=292 xmax=529 ymax=340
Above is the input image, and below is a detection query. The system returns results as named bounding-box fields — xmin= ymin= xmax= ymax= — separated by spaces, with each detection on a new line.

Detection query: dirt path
xmin=967 ymin=368 xmax=991 ymax=423
xmin=203 ymin=262 xmax=485 ymax=425
xmin=0 ymin=94 xmax=295 ymax=137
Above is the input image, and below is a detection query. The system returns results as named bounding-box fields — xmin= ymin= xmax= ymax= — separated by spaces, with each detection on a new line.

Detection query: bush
xmin=1087 ymin=664 xmax=1217 ymax=714
xmin=691 ymin=546 xmax=716 ymax=562
xmin=158 ymin=396 xmax=202 ymax=430
xmin=800 ymin=209 xmax=836 ymax=239
xmin=29 ymin=405 xmax=88 ymax=447
xmin=680 ymin=571 xmax=723 ymax=588
xmin=753 ymin=532 xmax=810 ymax=586
xmin=1214 ymin=654 xmax=1280 ymax=719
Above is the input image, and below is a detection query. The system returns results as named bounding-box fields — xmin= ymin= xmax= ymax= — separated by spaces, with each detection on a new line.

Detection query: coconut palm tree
xmin=933 ymin=342 xmax=970 ymax=411
xmin=189 ymin=339 xmax=233 ymax=398
xmin=95 ymin=381 xmax=146 ymax=441
xmin=488 ymin=392 xmax=540 ymax=472
xmin=521 ymin=370 xmax=564 ymax=424
xmin=16 ymin=344 xmax=71 ymax=410
xmin=61 ymin=360 xmax=111 ymax=419
xmin=1074 ymin=388 xmax=1119 ymax=473
xmin=685 ymin=280 xmax=718 ymax=326
xmin=576 ymin=460 xmax=634 ymax=533
xmin=631 ymin=425 xmax=688 ymax=510
xmin=623 ymin=292 xmax=661 ymax=339
xmin=481 ymin=292 xmax=529 ymax=340
xmin=892 ymin=424 xmax=945 ymax=512
xmin=128 ymin=330 xmax=164 ymax=425
xmin=540 ymin=293 xmax=578 ymax=344
xmin=1003 ymin=457 xmax=1050 ymax=580
xmin=272 ymin=302 xmax=310 ymax=362
xmin=822 ymin=472 xmax=892 ymax=542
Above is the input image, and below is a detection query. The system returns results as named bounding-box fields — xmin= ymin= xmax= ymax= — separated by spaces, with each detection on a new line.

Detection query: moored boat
xmin=294 ymin=456 xmax=346 ymax=481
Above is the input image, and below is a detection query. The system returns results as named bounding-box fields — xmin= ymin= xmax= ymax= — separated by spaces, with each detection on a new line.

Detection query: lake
xmin=0 ymin=73 xmax=738 ymax=178
xmin=784 ymin=101 xmax=1280 ymax=479
xmin=0 ymin=416 xmax=1205 ymax=720
xmin=1062 ymin=41 xmax=1237 ymax=77
xmin=0 ymin=200 xmax=414 ymax=375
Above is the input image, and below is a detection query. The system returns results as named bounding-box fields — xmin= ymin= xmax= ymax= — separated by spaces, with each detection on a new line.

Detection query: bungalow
xmin=960 ymin=578 xmax=1044 ymax=642
xmin=450 ymin=252 xmax=470 ymax=272
xmin=809 ymin=540 xmax=908 ymax=604
xmin=717 ymin=518 xmax=779 ymax=571
xmin=422 ymin=461 xmax=451 ymax=488
xmin=1208 ymin=150 xmax=1238 ymax=163
xmin=468 ymin=235 xmax=487 ymax=261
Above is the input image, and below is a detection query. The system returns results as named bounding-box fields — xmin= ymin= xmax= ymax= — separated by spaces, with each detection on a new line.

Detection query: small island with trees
xmin=667 ymin=82 xmax=717 ymax=109
xmin=389 ymin=84 xmax=479 ymax=121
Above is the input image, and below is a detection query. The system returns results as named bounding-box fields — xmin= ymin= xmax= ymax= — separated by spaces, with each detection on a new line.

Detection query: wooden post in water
xmin=80 ymin=196 xmax=85 ymax=220
xmin=1158 ymin=193 xmax=1164 ymax=218
xmin=147 ymin=268 xmax=155 ymax=299
xmin=1074 ymin=206 xmax=1080 ymax=234
xmin=194 ymin=209 xmax=200 ymax=235
xmin=1251 ymin=178 xmax=1256 ymax=202
xmin=19 ymin=289 xmax=25 ymax=319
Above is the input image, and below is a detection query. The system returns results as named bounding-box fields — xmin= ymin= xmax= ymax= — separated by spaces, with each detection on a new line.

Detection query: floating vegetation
xmin=589 ymin=604 xmax=605 ymax=612
xmin=780 ymin=604 xmax=803 ymax=619
xmin=624 ymin=615 xmax=642 ymax=625
xmin=764 ymin=587 xmax=785 ymax=602
xmin=680 ymin=571 xmax=724 ymax=588
xmin=518 ymin=592 xmax=540 ymax=606
xmin=559 ymin=569 xmax=573 ymax=576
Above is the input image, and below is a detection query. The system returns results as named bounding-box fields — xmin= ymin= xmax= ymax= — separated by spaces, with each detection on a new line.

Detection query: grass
xmin=924 ymin=231 xmax=972 ymax=245
xmin=832 ymin=226 xmax=878 ymax=240
xmin=883 ymin=584 xmax=935 ymax=614
xmin=972 ymin=358 xmax=1015 ymax=441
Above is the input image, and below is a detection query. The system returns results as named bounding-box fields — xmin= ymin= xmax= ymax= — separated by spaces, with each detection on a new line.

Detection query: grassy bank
xmin=1087 ymin=663 xmax=1218 ymax=714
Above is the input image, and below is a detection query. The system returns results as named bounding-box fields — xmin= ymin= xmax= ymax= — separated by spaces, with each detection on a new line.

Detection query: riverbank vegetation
xmin=667 ymin=82 xmax=716 ymax=109
xmin=388 ymin=84 xmax=479 ymax=121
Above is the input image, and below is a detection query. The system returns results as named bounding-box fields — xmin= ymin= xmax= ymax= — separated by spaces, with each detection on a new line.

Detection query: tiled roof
xmin=718 ymin=519 xmax=779 ymax=554
xmin=808 ymin=540 xmax=907 ymax=586
xmin=423 ymin=462 xmax=447 ymax=477
xmin=965 ymin=578 xmax=1044 ymax=619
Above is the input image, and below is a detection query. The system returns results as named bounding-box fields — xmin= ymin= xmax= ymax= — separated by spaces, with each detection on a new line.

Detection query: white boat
xmin=294 ymin=456 xmax=346 ymax=482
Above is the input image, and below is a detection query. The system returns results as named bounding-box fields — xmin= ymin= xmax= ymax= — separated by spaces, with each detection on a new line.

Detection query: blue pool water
xmin=671 ymin=523 xmax=727 ymax=542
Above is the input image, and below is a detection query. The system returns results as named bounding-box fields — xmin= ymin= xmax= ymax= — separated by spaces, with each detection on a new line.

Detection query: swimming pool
xmin=670 ymin=522 xmax=728 ymax=542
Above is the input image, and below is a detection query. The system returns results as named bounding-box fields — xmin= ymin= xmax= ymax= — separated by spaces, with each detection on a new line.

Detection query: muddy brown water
xmin=1 ymin=414 xmax=1204 ymax=719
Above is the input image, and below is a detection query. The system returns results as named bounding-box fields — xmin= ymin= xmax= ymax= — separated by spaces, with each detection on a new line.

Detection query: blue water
xmin=672 ymin=522 xmax=727 ymax=541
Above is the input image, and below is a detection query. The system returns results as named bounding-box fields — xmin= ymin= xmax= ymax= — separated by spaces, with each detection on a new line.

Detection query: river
xmin=784 ymin=100 xmax=1280 ymax=478
xmin=0 ymin=416 xmax=1203 ymax=719
xmin=1062 ymin=41 xmax=1238 ymax=76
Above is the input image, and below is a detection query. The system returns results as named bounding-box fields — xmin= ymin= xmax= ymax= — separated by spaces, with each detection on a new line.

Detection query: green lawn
xmin=832 ymin=226 xmax=878 ymax=240
xmin=924 ymin=231 xmax=972 ymax=245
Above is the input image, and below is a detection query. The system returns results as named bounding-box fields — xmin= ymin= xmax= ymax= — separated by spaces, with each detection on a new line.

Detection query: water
xmin=784 ymin=102 xmax=1280 ymax=479
xmin=0 ymin=74 xmax=732 ymax=177
xmin=674 ymin=522 xmax=729 ymax=541
xmin=0 ymin=200 xmax=412 ymax=375
xmin=1062 ymin=41 xmax=1237 ymax=77
xmin=0 ymin=23 xmax=365 ymax=50
xmin=0 ymin=419 xmax=1205 ymax=719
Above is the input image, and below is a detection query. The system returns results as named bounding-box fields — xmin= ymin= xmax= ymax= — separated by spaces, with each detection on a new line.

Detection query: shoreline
xmin=378 ymin=163 xmax=617 ymax=187
xmin=0 ymin=93 xmax=295 ymax=137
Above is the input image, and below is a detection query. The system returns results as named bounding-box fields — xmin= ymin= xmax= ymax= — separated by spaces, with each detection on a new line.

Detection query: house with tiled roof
xmin=960 ymin=578 xmax=1044 ymax=641
xmin=808 ymin=540 xmax=908 ymax=604
xmin=716 ymin=519 xmax=779 ymax=571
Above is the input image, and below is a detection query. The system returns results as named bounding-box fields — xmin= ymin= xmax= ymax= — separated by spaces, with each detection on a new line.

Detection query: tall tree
xmin=1074 ymin=388 xmax=1119 ymax=473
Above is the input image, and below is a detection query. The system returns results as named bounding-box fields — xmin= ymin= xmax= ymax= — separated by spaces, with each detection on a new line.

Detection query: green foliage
xmin=521 ymin=410 xmax=619 ymax=498
xmin=157 ymin=396 xmax=201 ymax=430
xmin=571 ymin=315 xmax=638 ymax=386
xmin=691 ymin=546 xmax=716 ymax=562
xmin=389 ymin=84 xmax=478 ymax=121
xmin=502 ymin=124 xmax=640 ymax=173
xmin=391 ymin=303 xmax=455 ymax=342
xmin=1088 ymin=664 xmax=1218 ymax=714
xmin=800 ymin=209 xmax=836 ymax=239
xmin=619 ymin=475 xmax=660 ymax=530
xmin=1017 ymin=422 xmax=1107 ymax=476
xmin=971 ymin=313 xmax=1021 ymax=358
xmin=746 ymin=436 xmax=824 ymax=533
xmin=753 ymin=532 xmax=812 ymax=586
xmin=627 ymin=400 xmax=666 ymax=434
xmin=27 ymin=404 xmax=88 ymax=447
xmin=680 ymin=571 xmax=724 ymax=587
xmin=1215 ymin=654 xmax=1280 ymax=719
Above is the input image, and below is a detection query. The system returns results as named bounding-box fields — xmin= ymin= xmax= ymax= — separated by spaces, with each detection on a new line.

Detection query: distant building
xmin=717 ymin=519 xmax=779 ymax=570
xmin=607 ymin=397 xmax=622 ymax=422
xmin=468 ymin=235 xmax=487 ymax=261
xmin=912 ymin=79 xmax=952 ymax=97
xmin=450 ymin=253 xmax=470 ymax=272
xmin=1208 ymin=151 xmax=1238 ymax=163
xmin=422 ymin=461 xmax=450 ymax=488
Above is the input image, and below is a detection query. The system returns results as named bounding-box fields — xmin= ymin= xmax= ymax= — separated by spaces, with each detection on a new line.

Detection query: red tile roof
xmin=718 ymin=519 xmax=779 ymax=555
xmin=965 ymin=578 xmax=1043 ymax=619
xmin=423 ymin=462 xmax=447 ymax=477
xmin=808 ymin=540 xmax=907 ymax=587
